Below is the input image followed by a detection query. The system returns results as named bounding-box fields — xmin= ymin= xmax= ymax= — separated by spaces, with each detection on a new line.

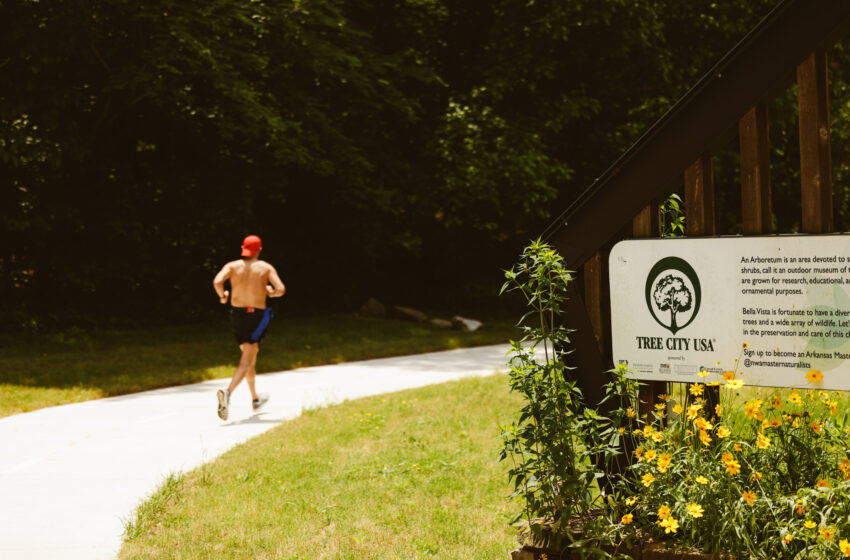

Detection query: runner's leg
xmin=245 ymin=343 xmax=260 ymax=401
xmin=228 ymin=342 xmax=259 ymax=396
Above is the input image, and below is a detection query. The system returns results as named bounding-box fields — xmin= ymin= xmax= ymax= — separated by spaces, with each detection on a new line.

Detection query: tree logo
xmin=645 ymin=257 xmax=701 ymax=334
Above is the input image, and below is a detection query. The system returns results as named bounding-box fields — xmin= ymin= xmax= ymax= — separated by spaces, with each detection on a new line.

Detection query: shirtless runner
xmin=212 ymin=235 xmax=286 ymax=420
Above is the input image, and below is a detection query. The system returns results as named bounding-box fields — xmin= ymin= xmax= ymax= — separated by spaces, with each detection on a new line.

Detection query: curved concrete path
xmin=0 ymin=344 xmax=510 ymax=559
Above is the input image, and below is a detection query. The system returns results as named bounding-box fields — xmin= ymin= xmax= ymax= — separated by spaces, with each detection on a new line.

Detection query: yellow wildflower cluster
xmin=656 ymin=505 xmax=678 ymax=534
xmin=616 ymin=367 xmax=850 ymax=554
xmin=721 ymin=452 xmax=741 ymax=475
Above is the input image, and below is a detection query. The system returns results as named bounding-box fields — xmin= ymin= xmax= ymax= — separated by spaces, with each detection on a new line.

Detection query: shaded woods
xmin=5 ymin=0 xmax=850 ymax=329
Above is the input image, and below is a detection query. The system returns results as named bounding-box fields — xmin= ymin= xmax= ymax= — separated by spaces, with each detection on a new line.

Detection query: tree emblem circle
xmin=645 ymin=257 xmax=701 ymax=335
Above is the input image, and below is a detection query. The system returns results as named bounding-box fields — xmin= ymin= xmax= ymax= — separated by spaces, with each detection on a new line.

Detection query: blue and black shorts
xmin=230 ymin=306 xmax=273 ymax=345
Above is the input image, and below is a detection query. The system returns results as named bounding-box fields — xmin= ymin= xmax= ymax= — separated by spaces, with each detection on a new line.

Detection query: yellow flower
xmin=672 ymin=404 xmax=684 ymax=415
xmin=657 ymin=504 xmax=671 ymax=520
xmin=695 ymin=475 xmax=709 ymax=484
xmin=644 ymin=449 xmax=657 ymax=463
xmin=621 ymin=514 xmax=633 ymax=525
xmin=804 ymin=520 xmax=817 ymax=529
xmin=756 ymin=434 xmax=771 ymax=449
xmin=635 ymin=447 xmax=644 ymax=458
xmin=659 ymin=516 xmax=679 ymax=534
xmin=698 ymin=369 xmax=710 ymax=378
xmin=839 ymin=458 xmax=850 ymax=480
xmin=816 ymin=479 xmax=830 ymax=488
xmin=690 ymin=383 xmax=705 ymax=396
xmin=715 ymin=404 xmax=723 ymax=416
xmin=659 ymin=394 xmax=671 ymax=401
xmin=820 ymin=527 xmax=835 ymax=541
xmin=810 ymin=421 xmax=823 ymax=434
xmin=617 ymin=427 xmax=625 ymax=434
xmin=752 ymin=471 xmax=762 ymax=481
xmin=734 ymin=443 xmax=742 ymax=452
xmin=626 ymin=408 xmax=636 ymax=418
xmin=686 ymin=403 xmax=703 ymax=420
xmin=725 ymin=378 xmax=745 ymax=389
xmin=625 ymin=496 xmax=637 ymax=506
xmin=656 ymin=453 xmax=672 ymax=473
xmin=642 ymin=473 xmax=655 ymax=486
xmin=745 ymin=398 xmax=764 ymax=420
xmin=769 ymin=418 xmax=782 ymax=428
xmin=643 ymin=425 xmax=654 ymax=438
xmin=783 ymin=533 xmax=793 ymax=545
xmin=772 ymin=395 xmax=782 ymax=409
xmin=707 ymin=381 xmax=721 ymax=387
xmin=806 ymin=369 xmax=824 ymax=384
xmin=723 ymin=370 xmax=736 ymax=381
xmin=788 ymin=390 xmax=802 ymax=406
xmin=742 ymin=490 xmax=757 ymax=505
xmin=694 ymin=417 xmax=711 ymax=431
xmin=743 ymin=342 xmax=749 ymax=348
xmin=652 ymin=431 xmax=664 ymax=443
xmin=831 ymin=401 xmax=839 ymax=416
xmin=686 ymin=503 xmax=704 ymax=518
xmin=840 ymin=539 xmax=850 ymax=557
xmin=726 ymin=458 xmax=741 ymax=475
xmin=716 ymin=426 xmax=731 ymax=439
xmin=654 ymin=403 xmax=666 ymax=411
xmin=699 ymin=430 xmax=712 ymax=446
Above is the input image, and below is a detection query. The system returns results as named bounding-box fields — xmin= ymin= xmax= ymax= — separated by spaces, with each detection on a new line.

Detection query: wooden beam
xmin=685 ymin=156 xmax=716 ymax=236
xmin=563 ymin=281 xmax=611 ymax=413
xmin=583 ymin=253 xmax=608 ymax=356
xmin=632 ymin=205 xmax=660 ymax=238
xmin=798 ymin=50 xmax=833 ymax=233
xmin=739 ymin=104 xmax=773 ymax=234
xmin=684 ymin=158 xmax=720 ymax=417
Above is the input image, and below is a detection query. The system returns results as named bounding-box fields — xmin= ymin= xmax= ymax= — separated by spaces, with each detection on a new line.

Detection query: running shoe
xmin=252 ymin=393 xmax=269 ymax=412
xmin=217 ymin=389 xmax=229 ymax=421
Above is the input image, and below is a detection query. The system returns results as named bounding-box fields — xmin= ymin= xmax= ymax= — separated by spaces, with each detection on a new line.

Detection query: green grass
xmin=0 ymin=315 xmax=517 ymax=418
xmin=119 ymin=374 xmax=521 ymax=560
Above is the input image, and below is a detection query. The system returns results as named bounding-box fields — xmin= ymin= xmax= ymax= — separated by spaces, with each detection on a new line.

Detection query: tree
xmin=653 ymin=275 xmax=692 ymax=334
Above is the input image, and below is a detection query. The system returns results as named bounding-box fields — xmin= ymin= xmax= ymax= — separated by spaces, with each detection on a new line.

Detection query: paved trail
xmin=0 ymin=344 xmax=510 ymax=559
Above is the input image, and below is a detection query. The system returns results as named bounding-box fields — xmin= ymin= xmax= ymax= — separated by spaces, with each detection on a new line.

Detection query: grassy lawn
xmin=0 ymin=315 xmax=517 ymax=418
xmin=119 ymin=373 xmax=521 ymax=560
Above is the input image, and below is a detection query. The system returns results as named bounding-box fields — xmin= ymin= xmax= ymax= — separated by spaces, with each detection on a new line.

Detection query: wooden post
xmin=740 ymin=104 xmax=772 ymax=234
xmin=684 ymin=156 xmax=716 ymax=236
xmin=797 ymin=50 xmax=833 ymax=233
xmin=583 ymin=253 xmax=607 ymax=356
xmin=685 ymin=156 xmax=719 ymax=416
xmin=633 ymin=205 xmax=666 ymax=420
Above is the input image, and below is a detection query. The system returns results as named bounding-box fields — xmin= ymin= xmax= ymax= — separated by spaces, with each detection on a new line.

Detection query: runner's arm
xmin=213 ymin=264 xmax=231 ymax=304
xmin=266 ymin=266 xmax=286 ymax=298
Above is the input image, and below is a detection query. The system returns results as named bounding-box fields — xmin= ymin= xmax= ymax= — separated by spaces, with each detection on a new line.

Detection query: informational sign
xmin=609 ymin=235 xmax=850 ymax=390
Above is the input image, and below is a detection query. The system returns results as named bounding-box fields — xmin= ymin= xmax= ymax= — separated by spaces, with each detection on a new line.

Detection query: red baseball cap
xmin=241 ymin=235 xmax=262 ymax=257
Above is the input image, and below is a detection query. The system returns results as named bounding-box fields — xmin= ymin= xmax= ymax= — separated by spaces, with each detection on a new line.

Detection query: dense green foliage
xmin=6 ymin=0 xmax=850 ymax=328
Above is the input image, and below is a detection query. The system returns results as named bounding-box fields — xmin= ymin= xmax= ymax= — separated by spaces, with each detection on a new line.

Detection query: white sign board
xmin=609 ymin=235 xmax=850 ymax=390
